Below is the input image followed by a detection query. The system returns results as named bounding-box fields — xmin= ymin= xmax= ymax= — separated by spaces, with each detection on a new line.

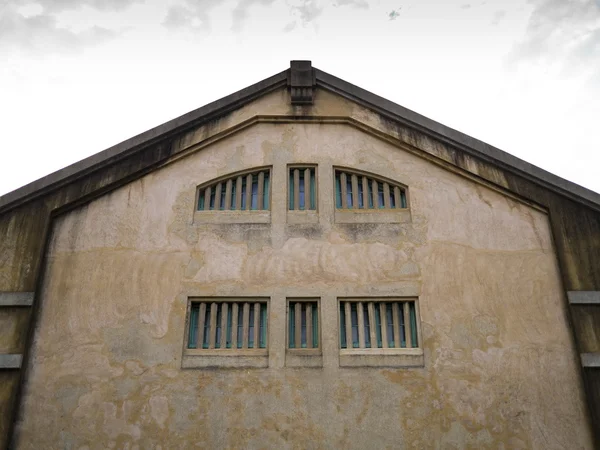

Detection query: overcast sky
xmin=1 ymin=0 xmax=599 ymax=197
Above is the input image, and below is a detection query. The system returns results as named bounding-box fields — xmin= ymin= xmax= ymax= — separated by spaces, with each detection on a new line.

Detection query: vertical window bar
xmin=288 ymin=169 xmax=294 ymax=210
xmin=242 ymin=303 xmax=250 ymax=349
xmin=363 ymin=303 xmax=371 ymax=348
xmin=340 ymin=302 xmax=347 ymax=348
xmin=294 ymin=169 xmax=300 ymax=211
xmin=208 ymin=302 xmax=218 ymax=349
xmin=260 ymin=303 xmax=267 ymax=348
xmin=215 ymin=304 xmax=222 ymax=349
xmin=263 ymin=172 xmax=270 ymax=210
xmin=404 ymin=302 xmax=412 ymax=348
xmin=226 ymin=304 xmax=233 ymax=348
xmin=301 ymin=304 xmax=307 ymax=348
xmin=312 ymin=303 xmax=318 ymax=347
xmin=295 ymin=302 xmax=302 ymax=349
xmin=378 ymin=182 xmax=385 ymax=209
xmin=392 ymin=302 xmax=401 ymax=348
xmin=346 ymin=176 xmax=353 ymax=208
xmin=303 ymin=169 xmax=311 ymax=210
xmin=410 ymin=302 xmax=418 ymax=347
xmin=231 ymin=303 xmax=239 ymax=349
xmin=335 ymin=173 xmax=342 ymax=208
xmin=361 ymin=176 xmax=369 ymax=209
xmin=401 ymin=191 xmax=407 ymax=208
xmin=251 ymin=174 xmax=258 ymax=210
xmin=379 ymin=303 xmax=388 ymax=348
xmin=188 ymin=304 xmax=199 ymax=348
xmin=306 ymin=302 xmax=313 ymax=348
xmin=386 ymin=303 xmax=394 ymax=347
xmin=258 ymin=172 xmax=265 ymax=210
xmin=219 ymin=303 xmax=228 ymax=349
xmin=383 ymin=183 xmax=391 ymax=209
xmin=350 ymin=303 xmax=359 ymax=348
xmin=245 ymin=174 xmax=252 ymax=210
xmin=198 ymin=303 xmax=207 ymax=349
xmin=351 ymin=174 xmax=359 ymax=209
xmin=394 ymin=186 xmax=401 ymax=209
xmin=237 ymin=305 xmax=244 ymax=349
xmin=367 ymin=302 xmax=377 ymax=349
xmin=235 ymin=176 xmax=243 ymax=210
xmin=215 ymin=182 xmax=223 ymax=211
xmin=198 ymin=191 xmax=205 ymax=211
xmin=344 ymin=302 xmax=353 ymax=349
xmin=248 ymin=304 xmax=255 ymax=348
xmin=357 ymin=301 xmax=366 ymax=349
xmin=209 ymin=186 xmax=215 ymax=210
xmin=375 ymin=303 xmax=382 ymax=348
xmin=224 ymin=179 xmax=233 ymax=211
xmin=340 ymin=172 xmax=348 ymax=208
xmin=289 ymin=302 xmax=295 ymax=348
xmin=253 ymin=303 xmax=260 ymax=349
xmin=371 ymin=179 xmax=378 ymax=209
xmin=309 ymin=169 xmax=316 ymax=210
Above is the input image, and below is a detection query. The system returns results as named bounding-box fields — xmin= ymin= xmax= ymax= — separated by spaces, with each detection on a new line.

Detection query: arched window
xmin=334 ymin=168 xmax=407 ymax=210
xmin=197 ymin=167 xmax=271 ymax=211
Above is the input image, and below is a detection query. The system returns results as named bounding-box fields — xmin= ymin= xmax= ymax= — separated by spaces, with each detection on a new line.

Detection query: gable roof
xmin=1 ymin=61 xmax=598 ymax=213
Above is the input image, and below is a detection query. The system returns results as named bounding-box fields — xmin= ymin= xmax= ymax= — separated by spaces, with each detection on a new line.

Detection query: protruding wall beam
xmin=0 ymin=354 xmax=22 ymax=369
xmin=0 ymin=292 xmax=34 ymax=307
xmin=568 ymin=291 xmax=600 ymax=305
xmin=581 ymin=353 xmax=600 ymax=368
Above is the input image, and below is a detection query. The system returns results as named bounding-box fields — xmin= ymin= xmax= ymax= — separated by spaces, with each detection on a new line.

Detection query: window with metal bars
xmin=339 ymin=299 xmax=419 ymax=350
xmin=187 ymin=300 xmax=268 ymax=350
xmin=334 ymin=169 xmax=407 ymax=210
xmin=196 ymin=168 xmax=271 ymax=211
xmin=288 ymin=300 xmax=319 ymax=350
xmin=289 ymin=166 xmax=317 ymax=211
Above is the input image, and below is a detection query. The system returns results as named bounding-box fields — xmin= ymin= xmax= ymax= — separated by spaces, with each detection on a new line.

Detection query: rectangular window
xmin=288 ymin=166 xmax=317 ymax=210
xmin=339 ymin=299 xmax=419 ymax=350
xmin=288 ymin=300 xmax=319 ymax=350
xmin=187 ymin=299 xmax=268 ymax=350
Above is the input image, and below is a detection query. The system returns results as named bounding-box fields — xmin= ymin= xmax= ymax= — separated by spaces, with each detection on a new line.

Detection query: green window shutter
xmin=226 ymin=305 xmax=232 ymax=349
xmin=310 ymin=169 xmax=316 ymax=210
xmin=339 ymin=303 xmax=347 ymax=349
xmin=260 ymin=303 xmax=267 ymax=348
xmin=375 ymin=303 xmax=382 ymax=348
xmin=263 ymin=173 xmax=270 ymax=211
xmin=289 ymin=303 xmax=295 ymax=348
xmin=410 ymin=302 xmax=418 ymax=347
xmin=188 ymin=304 xmax=199 ymax=348
xmin=198 ymin=193 xmax=205 ymax=211
xmin=335 ymin=174 xmax=342 ymax=208
xmin=312 ymin=303 xmax=318 ymax=348
xmin=288 ymin=170 xmax=294 ymax=210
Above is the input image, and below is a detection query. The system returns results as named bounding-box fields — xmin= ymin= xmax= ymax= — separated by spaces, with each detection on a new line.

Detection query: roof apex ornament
xmin=288 ymin=60 xmax=316 ymax=105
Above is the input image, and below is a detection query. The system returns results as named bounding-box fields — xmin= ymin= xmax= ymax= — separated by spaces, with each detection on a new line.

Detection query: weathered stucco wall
xmin=14 ymin=121 xmax=592 ymax=449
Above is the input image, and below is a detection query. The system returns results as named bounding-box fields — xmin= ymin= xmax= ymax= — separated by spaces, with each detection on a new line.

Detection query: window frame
xmin=337 ymin=297 xmax=424 ymax=368
xmin=182 ymin=297 xmax=269 ymax=369
xmin=333 ymin=166 xmax=411 ymax=224
xmin=287 ymin=164 xmax=319 ymax=224
xmin=193 ymin=166 xmax=272 ymax=224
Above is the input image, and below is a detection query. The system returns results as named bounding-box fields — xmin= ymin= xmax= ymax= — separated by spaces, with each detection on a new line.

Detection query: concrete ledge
xmin=286 ymin=352 xmax=323 ymax=368
xmin=568 ymin=291 xmax=600 ymax=305
xmin=182 ymin=354 xmax=268 ymax=369
xmin=581 ymin=353 xmax=600 ymax=368
xmin=0 ymin=354 xmax=23 ymax=369
xmin=335 ymin=209 xmax=411 ymax=224
xmin=340 ymin=349 xmax=424 ymax=368
xmin=0 ymin=292 xmax=34 ymax=307
xmin=193 ymin=210 xmax=271 ymax=224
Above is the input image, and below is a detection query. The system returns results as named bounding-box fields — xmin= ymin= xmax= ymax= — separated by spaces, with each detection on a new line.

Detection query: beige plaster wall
xmin=15 ymin=119 xmax=591 ymax=449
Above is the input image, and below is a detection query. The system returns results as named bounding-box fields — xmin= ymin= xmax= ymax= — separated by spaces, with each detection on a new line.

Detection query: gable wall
xmin=12 ymin=121 xmax=593 ymax=449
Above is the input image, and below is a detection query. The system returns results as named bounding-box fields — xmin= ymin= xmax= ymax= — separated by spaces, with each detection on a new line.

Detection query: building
xmin=0 ymin=61 xmax=599 ymax=449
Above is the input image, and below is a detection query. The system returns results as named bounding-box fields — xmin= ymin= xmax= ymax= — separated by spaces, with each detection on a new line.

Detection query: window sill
xmin=334 ymin=209 xmax=411 ymax=224
xmin=339 ymin=348 xmax=423 ymax=368
xmin=286 ymin=349 xmax=322 ymax=368
xmin=182 ymin=349 xmax=268 ymax=369
xmin=287 ymin=210 xmax=319 ymax=224
xmin=193 ymin=210 xmax=270 ymax=224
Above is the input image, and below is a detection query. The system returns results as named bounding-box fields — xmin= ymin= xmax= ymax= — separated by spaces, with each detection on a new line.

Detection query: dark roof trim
xmin=1 ymin=62 xmax=599 ymax=213
xmin=315 ymin=68 xmax=600 ymax=209
xmin=0 ymin=70 xmax=288 ymax=212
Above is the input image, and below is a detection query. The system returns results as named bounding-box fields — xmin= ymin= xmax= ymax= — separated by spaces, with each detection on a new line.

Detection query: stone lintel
xmin=568 ymin=291 xmax=600 ymax=305
xmin=581 ymin=353 xmax=600 ymax=368
xmin=0 ymin=292 xmax=34 ymax=307
xmin=0 ymin=354 xmax=22 ymax=369
xmin=288 ymin=60 xmax=316 ymax=105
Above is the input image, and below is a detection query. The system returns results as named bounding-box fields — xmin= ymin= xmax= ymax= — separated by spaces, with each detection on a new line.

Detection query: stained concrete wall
xmin=13 ymin=120 xmax=592 ymax=449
